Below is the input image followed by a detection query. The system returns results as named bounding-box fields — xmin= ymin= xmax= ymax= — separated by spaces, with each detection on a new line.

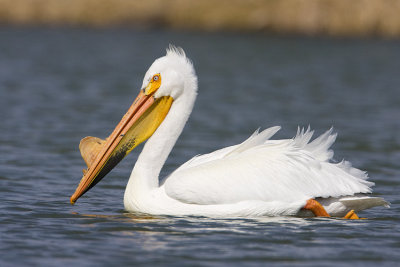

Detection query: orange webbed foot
xmin=303 ymin=199 xmax=331 ymax=217
xmin=343 ymin=210 xmax=364 ymax=219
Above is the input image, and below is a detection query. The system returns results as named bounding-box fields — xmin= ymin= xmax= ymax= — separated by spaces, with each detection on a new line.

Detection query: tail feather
xmin=340 ymin=196 xmax=390 ymax=212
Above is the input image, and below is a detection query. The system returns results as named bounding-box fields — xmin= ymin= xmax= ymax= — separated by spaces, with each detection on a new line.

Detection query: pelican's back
xmin=163 ymin=127 xmax=373 ymax=206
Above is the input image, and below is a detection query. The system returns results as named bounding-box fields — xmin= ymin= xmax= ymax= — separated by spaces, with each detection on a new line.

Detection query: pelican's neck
xmin=125 ymin=90 xmax=196 ymax=196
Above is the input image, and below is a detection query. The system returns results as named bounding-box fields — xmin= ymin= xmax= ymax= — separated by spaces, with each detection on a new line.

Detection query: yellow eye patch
xmin=144 ymin=74 xmax=161 ymax=95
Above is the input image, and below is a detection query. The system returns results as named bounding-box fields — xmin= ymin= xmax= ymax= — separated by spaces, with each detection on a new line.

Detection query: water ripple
xmin=0 ymin=28 xmax=399 ymax=266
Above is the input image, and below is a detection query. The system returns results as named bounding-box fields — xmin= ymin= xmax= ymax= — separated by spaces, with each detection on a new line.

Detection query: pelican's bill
xmin=70 ymin=90 xmax=173 ymax=204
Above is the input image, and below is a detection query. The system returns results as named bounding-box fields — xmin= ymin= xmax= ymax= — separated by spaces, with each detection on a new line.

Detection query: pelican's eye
xmin=145 ymin=74 xmax=161 ymax=95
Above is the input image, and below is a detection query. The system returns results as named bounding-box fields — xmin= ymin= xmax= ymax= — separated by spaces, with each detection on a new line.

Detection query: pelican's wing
xmin=163 ymin=127 xmax=373 ymax=205
xmin=173 ymin=126 xmax=281 ymax=172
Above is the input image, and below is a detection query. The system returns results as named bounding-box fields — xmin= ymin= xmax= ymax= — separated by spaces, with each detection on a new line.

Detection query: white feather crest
xmin=166 ymin=44 xmax=186 ymax=58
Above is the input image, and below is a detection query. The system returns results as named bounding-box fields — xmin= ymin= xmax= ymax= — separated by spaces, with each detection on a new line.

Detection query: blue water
xmin=1 ymin=27 xmax=399 ymax=266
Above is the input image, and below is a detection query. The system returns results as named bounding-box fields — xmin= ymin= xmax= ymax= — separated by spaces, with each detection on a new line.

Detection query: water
xmin=1 ymin=27 xmax=399 ymax=266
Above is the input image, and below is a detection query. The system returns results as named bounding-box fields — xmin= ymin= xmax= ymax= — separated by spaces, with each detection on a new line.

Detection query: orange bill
xmin=70 ymin=85 xmax=174 ymax=204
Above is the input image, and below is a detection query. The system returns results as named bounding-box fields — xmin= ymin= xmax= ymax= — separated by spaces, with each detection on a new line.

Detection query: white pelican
xmin=70 ymin=46 xmax=388 ymax=218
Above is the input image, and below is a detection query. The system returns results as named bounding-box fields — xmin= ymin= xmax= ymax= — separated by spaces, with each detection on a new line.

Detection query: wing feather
xmin=163 ymin=127 xmax=373 ymax=205
xmin=173 ymin=126 xmax=281 ymax=172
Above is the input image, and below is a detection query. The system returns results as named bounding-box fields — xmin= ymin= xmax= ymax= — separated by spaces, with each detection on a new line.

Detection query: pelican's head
xmin=70 ymin=46 xmax=197 ymax=204
xmin=142 ymin=46 xmax=197 ymax=100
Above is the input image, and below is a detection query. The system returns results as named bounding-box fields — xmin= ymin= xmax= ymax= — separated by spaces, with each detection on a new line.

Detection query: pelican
xmin=70 ymin=46 xmax=388 ymax=218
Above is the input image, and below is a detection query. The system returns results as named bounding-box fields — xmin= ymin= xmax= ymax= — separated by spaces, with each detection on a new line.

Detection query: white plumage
xmin=120 ymin=46 xmax=388 ymax=217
